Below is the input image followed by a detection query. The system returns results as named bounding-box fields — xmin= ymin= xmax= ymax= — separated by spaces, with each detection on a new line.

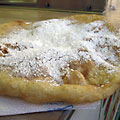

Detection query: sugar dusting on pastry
xmin=0 ymin=19 xmax=120 ymax=84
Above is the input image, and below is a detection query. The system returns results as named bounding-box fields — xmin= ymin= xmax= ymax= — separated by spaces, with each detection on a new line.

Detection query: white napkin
xmin=0 ymin=96 xmax=100 ymax=116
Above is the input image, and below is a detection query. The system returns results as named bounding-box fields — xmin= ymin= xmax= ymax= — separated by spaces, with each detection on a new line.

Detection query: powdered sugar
xmin=0 ymin=19 xmax=120 ymax=83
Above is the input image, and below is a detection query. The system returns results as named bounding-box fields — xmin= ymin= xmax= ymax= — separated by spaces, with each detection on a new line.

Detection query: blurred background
xmin=0 ymin=0 xmax=107 ymax=24
xmin=0 ymin=0 xmax=119 ymax=27
xmin=0 ymin=0 xmax=106 ymax=12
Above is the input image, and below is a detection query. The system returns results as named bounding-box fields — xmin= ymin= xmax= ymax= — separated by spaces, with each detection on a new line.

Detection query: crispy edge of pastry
xmin=0 ymin=70 xmax=120 ymax=104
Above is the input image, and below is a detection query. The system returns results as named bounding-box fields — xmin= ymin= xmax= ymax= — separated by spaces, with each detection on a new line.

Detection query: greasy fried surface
xmin=0 ymin=21 xmax=27 ymax=36
xmin=0 ymin=14 xmax=120 ymax=104
xmin=0 ymin=69 xmax=120 ymax=104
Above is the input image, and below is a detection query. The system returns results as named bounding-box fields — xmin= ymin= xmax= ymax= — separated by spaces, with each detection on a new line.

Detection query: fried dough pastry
xmin=0 ymin=14 xmax=120 ymax=104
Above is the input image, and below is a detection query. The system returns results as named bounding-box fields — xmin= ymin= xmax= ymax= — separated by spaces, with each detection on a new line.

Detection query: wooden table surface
xmin=0 ymin=6 xmax=119 ymax=120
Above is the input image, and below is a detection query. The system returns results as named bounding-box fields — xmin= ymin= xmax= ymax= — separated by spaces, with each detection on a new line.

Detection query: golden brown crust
xmin=0 ymin=21 xmax=27 ymax=36
xmin=0 ymin=14 xmax=120 ymax=104
xmin=0 ymin=70 xmax=120 ymax=104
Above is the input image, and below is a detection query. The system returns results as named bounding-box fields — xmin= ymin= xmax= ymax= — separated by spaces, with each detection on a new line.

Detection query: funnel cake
xmin=0 ymin=15 xmax=120 ymax=104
